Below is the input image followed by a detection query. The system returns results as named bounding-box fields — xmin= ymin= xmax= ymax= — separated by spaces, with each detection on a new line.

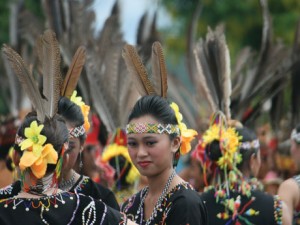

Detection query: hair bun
xmin=205 ymin=140 xmax=222 ymax=161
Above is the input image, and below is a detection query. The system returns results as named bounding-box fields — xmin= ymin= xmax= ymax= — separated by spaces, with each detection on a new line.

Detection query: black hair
xmin=14 ymin=114 xmax=69 ymax=174
xmin=58 ymin=97 xmax=86 ymax=144
xmin=205 ymin=126 xmax=259 ymax=172
xmin=128 ymin=95 xmax=177 ymax=125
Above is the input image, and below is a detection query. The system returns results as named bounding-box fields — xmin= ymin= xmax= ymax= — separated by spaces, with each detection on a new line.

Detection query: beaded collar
xmin=2 ymin=191 xmax=77 ymax=225
xmin=135 ymin=170 xmax=176 ymax=225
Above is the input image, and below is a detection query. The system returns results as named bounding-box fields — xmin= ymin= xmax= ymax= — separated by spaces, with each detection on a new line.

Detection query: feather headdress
xmin=122 ymin=41 xmax=168 ymax=98
xmin=2 ymin=29 xmax=87 ymax=122
xmin=193 ymin=25 xmax=232 ymax=120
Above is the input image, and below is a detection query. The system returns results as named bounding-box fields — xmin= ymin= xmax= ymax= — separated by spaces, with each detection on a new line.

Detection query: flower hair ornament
xmin=2 ymin=29 xmax=85 ymax=182
xmin=122 ymin=41 xmax=198 ymax=159
xmin=70 ymin=90 xmax=91 ymax=134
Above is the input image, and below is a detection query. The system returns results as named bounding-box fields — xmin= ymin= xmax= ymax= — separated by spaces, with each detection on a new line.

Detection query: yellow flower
xmin=70 ymin=90 xmax=84 ymax=106
xmin=70 ymin=90 xmax=90 ymax=132
xmin=19 ymin=143 xmax=58 ymax=178
xmin=19 ymin=121 xmax=47 ymax=156
xmin=170 ymin=102 xmax=198 ymax=155
xmin=202 ymin=124 xmax=241 ymax=169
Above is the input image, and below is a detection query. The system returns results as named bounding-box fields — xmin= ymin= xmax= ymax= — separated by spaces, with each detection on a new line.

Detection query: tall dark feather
xmin=61 ymin=46 xmax=86 ymax=98
xmin=151 ymin=42 xmax=168 ymax=97
xmin=2 ymin=44 xmax=46 ymax=122
xmin=40 ymin=29 xmax=61 ymax=117
xmin=122 ymin=44 xmax=155 ymax=95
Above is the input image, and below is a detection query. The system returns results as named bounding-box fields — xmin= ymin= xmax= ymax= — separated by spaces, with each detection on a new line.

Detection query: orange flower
xmin=170 ymin=102 xmax=198 ymax=155
xmin=19 ymin=144 xmax=58 ymax=178
xmin=81 ymin=104 xmax=90 ymax=132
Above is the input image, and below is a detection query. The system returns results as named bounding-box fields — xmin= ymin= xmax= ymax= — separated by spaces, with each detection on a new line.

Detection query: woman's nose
xmin=137 ymin=145 xmax=148 ymax=157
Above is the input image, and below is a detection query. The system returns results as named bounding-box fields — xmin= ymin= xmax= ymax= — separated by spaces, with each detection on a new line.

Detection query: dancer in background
xmin=278 ymin=124 xmax=300 ymax=224
xmin=198 ymin=112 xmax=290 ymax=225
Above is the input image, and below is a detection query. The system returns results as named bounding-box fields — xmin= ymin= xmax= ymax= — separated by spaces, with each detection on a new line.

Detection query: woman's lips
xmin=138 ymin=161 xmax=151 ymax=168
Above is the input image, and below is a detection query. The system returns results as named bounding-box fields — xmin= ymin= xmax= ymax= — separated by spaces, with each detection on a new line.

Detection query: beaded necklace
xmin=59 ymin=171 xmax=76 ymax=191
xmin=136 ymin=170 xmax=176 ymax=225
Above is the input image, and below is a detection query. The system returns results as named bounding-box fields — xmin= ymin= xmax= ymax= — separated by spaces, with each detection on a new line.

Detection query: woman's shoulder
xmin=168 ymin=182 xmax=201 ymax=202
xmin=0 ymin=180 xmax=21 ymax=199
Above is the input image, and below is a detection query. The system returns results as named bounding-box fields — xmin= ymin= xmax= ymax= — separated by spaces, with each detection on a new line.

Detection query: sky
xmin=92 ymin=0 xmax=172 ymax=44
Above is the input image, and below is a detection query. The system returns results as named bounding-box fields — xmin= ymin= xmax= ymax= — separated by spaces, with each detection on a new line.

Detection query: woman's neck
xmin=21 ymin=172 xmax=58 ymax=196
xmin=59 ymin=169 xmax=80 ymax=191
xmin=147 ymin=168 xmax=176 ymax=195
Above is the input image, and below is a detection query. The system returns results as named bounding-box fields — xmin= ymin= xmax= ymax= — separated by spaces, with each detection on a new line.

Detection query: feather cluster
xmin=122 ymin=41 xmax=168 ymax=98
xmin=2 ymin=29 xmax=86 ymax=123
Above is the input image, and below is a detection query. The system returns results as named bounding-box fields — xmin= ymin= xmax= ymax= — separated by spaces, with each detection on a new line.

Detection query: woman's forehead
xmin=130 ymin=115 xmax=158 ymax=124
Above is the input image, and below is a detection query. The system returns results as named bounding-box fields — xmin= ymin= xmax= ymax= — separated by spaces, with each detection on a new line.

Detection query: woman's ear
xmin=171 ymin=136 xmax=181 ymax=153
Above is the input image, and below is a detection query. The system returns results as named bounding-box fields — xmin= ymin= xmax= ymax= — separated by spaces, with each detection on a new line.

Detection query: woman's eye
xmin=127 ymin=142 xmax=137 ymax=147
xmin=146 ymin=141 xmax=156 ymax=147
xmin=66 ymin=145 xmax=75 ymax=152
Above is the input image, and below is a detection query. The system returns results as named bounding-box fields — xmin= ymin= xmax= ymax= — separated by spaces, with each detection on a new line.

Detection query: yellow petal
xmin=19 ymin=151 xmax=38 ymax=170
xmin=24 ymin=127 xmax=34 ymax=138
xmin=31 ymin=159 xmax=47 ymax=179
xmin=37 ymin=135 xmax=47 ymax=145
xmin=45 ymin=149 xmax=58 ymax=164
xmin=35 ymin=157 xmax=43 ymax=165
xmin=32 ymin=145 xmax=43 ymax=157
xmin=20 ymin=139 xmax=33 ymax=150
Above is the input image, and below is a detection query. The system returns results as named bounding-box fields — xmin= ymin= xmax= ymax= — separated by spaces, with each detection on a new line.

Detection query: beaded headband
xmin=291 ymin=129 xmax=300 ymax=143
xmin=69 ymin=125 xmax=85 ymax=138
xmin=126 ymin=123 xmax=180 ymax=135
xmin=239 ymin=139 xmax=260 ymax=150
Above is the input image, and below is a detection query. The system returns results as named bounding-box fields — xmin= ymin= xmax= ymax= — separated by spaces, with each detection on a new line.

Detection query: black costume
xmin=121 ymin=182 xmax=207 ymax=225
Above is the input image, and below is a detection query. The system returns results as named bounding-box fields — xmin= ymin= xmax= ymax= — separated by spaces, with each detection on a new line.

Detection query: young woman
xmin=121 ymin=95 xmax=207 ymax=225
xmin=58 ymin=96 xmax=120 ymax=209
xmin=278 ymin=124 xmax=300 ymax=224
xmin=197 ymin=114 xmax=290 ymax=225
xmin=0 ymin=113 xmax=132 ymax=224
xmin=0 ymin=96 xmax=119 ymax=210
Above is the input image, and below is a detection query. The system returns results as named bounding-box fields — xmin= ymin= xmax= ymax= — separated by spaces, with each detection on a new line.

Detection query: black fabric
xmin=70 ymin=175 xmax=120 ymax=210
xmin=200 ymin=189 xmax=277 ymax=225
xmin=121 ymin=182 xmax=208 ymax=225
xmin=0 ymin=192 xmax=124 ymax=225
xmin=0 ymin=180 xmax=21 ymax=200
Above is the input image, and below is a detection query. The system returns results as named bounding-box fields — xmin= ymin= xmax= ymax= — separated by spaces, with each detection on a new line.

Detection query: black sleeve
xmin=166 ymin=191 xmax=208 ymax=225
xmin=95 ymin=184 xmax=120 ymax=210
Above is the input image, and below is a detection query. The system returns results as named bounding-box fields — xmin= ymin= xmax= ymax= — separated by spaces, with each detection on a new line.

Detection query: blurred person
xmin=198 ymin=112 xmax=290 ymax=225
xmin=278 ymin=124 xmax=300 ymax=224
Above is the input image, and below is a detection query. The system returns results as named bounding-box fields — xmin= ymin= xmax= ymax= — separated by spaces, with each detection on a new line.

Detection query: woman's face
xmin=127 ymin=115 xmax=180 ymax=177
xmin=63 ymin=123 xmax=82 ymax=172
